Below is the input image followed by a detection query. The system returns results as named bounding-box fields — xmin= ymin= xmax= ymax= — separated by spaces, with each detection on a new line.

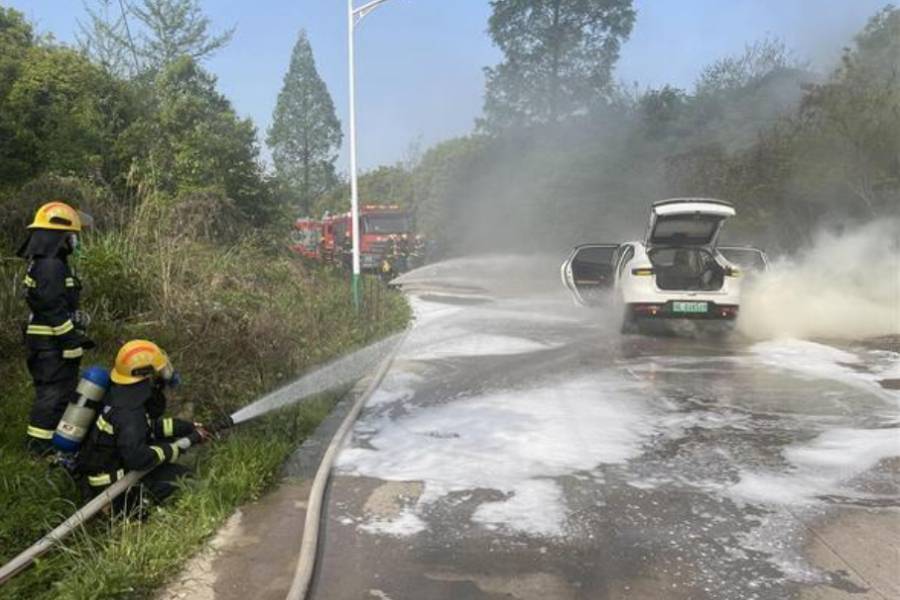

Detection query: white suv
xmin=561 ymin=198 xmax=768 ymax=331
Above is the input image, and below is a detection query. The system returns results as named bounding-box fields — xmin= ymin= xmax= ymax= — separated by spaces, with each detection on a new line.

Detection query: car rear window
xmin=651 ymin=215 xmax=722 ymax=245
xmin=719 ymin=248 xmax=767 ymax=271
xmin=649 ymin=247 xmax=715 ymax=267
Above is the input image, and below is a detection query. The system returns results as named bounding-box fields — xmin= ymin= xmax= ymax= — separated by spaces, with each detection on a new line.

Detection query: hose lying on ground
xmin=0 ymin=470 xmax=147 ymax=585
xmin=285 ymin=327 xmax=409 ymax=600
xmin=0 ymin=429 xmax=221 ymax=586
xmin=0 ymin=333 xmax=406 ymax=587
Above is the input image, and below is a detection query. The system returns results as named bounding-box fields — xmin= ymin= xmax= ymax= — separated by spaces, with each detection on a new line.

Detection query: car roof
xmin=652 ymin=197 xmax=734 ymax=209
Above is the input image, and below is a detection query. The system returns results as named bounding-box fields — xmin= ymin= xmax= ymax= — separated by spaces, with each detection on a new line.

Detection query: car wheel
xmin=620 ymin=312 xmax=638 ymax=335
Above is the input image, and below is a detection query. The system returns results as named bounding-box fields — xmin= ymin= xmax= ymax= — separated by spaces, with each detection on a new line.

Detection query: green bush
xmin=0 ymin=194 xmax=409 ymax=598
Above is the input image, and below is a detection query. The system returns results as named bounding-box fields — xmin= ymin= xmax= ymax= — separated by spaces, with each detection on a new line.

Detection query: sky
xmin=6 ymin=0 xmax=889 ymax=172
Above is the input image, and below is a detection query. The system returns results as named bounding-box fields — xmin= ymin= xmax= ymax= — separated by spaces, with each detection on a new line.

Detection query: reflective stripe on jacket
xmin=77 ymin=381 xmax=195 ymax=486
xmin=23 ymin=256 xmax=84 ymax=353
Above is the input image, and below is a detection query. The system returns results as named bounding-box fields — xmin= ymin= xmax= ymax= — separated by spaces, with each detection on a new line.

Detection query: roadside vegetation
xmin=318 ymin=4 xmax=899 ymax=256
xmin=1 ymin=0 xmax=896 ymax=596
xmin=0 ymin=2 xmax=408 ymax=598
xmin=0 ymin=204 xmax=407 ymax=596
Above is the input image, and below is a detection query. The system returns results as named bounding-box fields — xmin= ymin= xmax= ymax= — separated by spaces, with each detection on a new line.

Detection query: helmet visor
xmin=77 ymin=211 xmax=94 ymax=230
xmin=159 ymin=361 xmax=175 ymax=382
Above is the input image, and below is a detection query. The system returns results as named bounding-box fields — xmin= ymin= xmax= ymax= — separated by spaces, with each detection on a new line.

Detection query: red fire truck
xmin=289 ymin=218 xmax=323 ymax=260
xmin=305 ymin=205 xmax=423 ymax=275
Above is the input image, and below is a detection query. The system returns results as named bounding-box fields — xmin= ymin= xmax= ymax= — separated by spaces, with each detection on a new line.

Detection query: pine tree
xmin=482 ymin=0 xmax=636 ymax=131
xmin=267 ymin=30 xmax=342 ymax=215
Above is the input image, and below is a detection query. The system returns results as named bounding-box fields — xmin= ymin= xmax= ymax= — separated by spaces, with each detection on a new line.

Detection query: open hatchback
xmin=560 ymin=198 xmax=768 ymax=332
xmin=646 ymin=198 xmax=735 ymax=246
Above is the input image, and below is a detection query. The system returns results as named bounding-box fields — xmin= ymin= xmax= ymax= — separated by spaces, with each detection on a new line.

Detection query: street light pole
xmin=347 ymin=0 xmax=361 ymax=310
xmin=347 ymin=0 xmax=396 ymax=310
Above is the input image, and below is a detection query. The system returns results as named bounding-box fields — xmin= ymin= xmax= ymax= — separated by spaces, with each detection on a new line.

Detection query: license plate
xmin=672 ymin=301 xmax=708 ymax=314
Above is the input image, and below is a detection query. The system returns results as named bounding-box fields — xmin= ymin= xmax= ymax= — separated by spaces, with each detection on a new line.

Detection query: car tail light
xmin=633 ymin=303 xmax=664 ymax=316
xmin=718 ymin=305 xmax=739 ymax=318
xmin=631 ymin=268 xmax=654 ymax=276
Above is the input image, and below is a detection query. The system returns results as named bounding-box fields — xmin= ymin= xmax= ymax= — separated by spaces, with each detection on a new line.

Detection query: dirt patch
xmin=156 ymin=509 xmax=246 ymax=600
xmin=426 ymin=570 xmax=577 ymax=600
xmin=362 ymin=480 xmax=424 ymax=519
xmin=157 ymin=481 xmax=311 ymax=600
xmin=856 ymin=336 xmax=900 ymax=353
xmin=878 ymin=378 xmax=900 ymax=390
xmin=799 ymin=508 xmax=900 ymax=599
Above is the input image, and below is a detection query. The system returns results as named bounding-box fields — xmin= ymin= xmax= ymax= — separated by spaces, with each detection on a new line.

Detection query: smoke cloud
xmin=738 ymin=220 xmax=900 ymax=340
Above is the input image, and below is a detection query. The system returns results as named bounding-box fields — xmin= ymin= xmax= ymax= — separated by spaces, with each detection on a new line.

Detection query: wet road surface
xmin=311 ymin=256 xmax=899 ymax=600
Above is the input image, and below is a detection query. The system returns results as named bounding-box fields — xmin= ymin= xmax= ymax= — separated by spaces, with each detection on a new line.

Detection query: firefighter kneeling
xmin=77 ymin=340 xmax=209 ymax=515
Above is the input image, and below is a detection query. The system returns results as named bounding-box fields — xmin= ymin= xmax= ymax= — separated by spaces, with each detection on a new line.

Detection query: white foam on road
xmin=402 ymin=295 xmax=563 ymax=361
xmin=409 ymin=294 xmax=465 ymax=324
xmin=751 ymin=339 xmax=860 ymax=377
xmin=472 ymin=479 xmax=565 ymax=536
xmin=410 ymin=328 xmax=557 ymax=360
xmin=875 ymin=356 xmax=900 ymax=380
xmin=364 ymin=370 xmax=422 ymax=407
xmin=338 ymin=372 xmax=655 ymax=537
xmin=358 ymin=510 xmax=427 ymax=537
xmin=750 ymin=338 xmax=899 ymax=403
xmin=729 ymin=427 xmax=900 ymax=505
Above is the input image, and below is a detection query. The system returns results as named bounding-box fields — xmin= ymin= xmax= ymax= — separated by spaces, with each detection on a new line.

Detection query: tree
xmin=78 ymin=0 xmax=136 ymax=76
xmin=481 ymin=0 xmax=635 ymax=131
xmin=637 ymin=85 xmax=687 ymax=139
xmin=314 ymin=165 xmax=415 ymax=217
xmin=5 ymin=47 xmax=122 ymax=180
xmin=694 ymin=37 xmax=797 ymax=97
xmin=0 ymin=7 xmax=128 ymax=189
xmin=79 ymin=0 xmax=233 ymax=76
xmin=0 ymin=7 xmax=32 ymax=93
xmin=795 ymin=6 xmax=900 ymax=217
xmin=123 ymin=57 xmax=272 ymax=223
xmin=0 ymin=7 xmax=35 ymax=185
xmin=267 ymin=30 xmax=342 ymax=215
xmin=683 ymin=39 xmax=814 ymax=153
xmin=131 ymin=0 xmax=233 ymax=69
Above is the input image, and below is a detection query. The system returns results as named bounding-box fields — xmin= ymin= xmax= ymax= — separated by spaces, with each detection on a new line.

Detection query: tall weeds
xmin=0 ymin=190 xmax=409 ymax=599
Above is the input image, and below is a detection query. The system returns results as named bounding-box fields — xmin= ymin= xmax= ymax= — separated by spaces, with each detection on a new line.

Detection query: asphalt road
xmin=309 ymin=255 xmax=899 ymax=600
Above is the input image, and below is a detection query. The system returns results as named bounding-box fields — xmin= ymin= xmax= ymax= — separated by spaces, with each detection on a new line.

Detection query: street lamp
xmin=347 ymin=0 xmax=397 ymax=309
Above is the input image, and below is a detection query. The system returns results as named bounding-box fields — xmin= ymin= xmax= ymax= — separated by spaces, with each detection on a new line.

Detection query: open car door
xmin=718 ymin=246 xmax=769 ymax=272
xmin=647 ymin=198 xmax=736 ymax=247
xmin=561 ymin=244 xmax=619 ymax=306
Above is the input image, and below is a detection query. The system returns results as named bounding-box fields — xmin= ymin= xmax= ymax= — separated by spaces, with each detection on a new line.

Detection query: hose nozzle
xmin=209 ymin=415 xmax=235 ymax=434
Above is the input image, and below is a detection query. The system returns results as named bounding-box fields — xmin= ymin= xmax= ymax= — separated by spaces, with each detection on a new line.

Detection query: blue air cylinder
xmin=52 ymin=366 xmax=110 ymax=454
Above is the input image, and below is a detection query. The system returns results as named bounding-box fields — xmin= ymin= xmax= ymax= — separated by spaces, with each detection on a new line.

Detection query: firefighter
xmin=76 ymin=340 xmax=208 ymax=515
xmin=17 ymin=202 xmax=94 ymax=455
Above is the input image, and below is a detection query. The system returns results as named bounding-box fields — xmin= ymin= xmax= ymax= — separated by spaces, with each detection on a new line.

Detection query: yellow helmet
xmin=111 ymin=340 xmax=175 ymax=385
xmin=28 ymin=201 xmax=83 ymax=232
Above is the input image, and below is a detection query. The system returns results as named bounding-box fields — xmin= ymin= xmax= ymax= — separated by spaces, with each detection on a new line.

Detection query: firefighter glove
xmin=72 ymin=310 xmax=91 ymax=330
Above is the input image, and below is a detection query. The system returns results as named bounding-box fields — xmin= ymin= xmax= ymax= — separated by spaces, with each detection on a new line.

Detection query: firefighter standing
xmin=17 ymin=202 xmax=94 ymax=455
xmin=76 ymin=340 xmax=207 ymax=514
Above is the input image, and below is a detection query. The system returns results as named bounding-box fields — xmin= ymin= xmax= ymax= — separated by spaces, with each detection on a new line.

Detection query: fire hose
xmin=285 ymin=327 xmax=407 ymax=600
xmin=0 ymin=424 xmax=234 ymax=586
xmin=0 ymin=331 xmax=405 ymax=589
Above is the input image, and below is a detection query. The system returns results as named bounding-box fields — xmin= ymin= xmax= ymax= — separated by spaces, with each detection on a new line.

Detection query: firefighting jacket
xmin=77 ymin=380 xmax=195 ymax=487
xmin=18 ymin=230 xmax=89 ymax=356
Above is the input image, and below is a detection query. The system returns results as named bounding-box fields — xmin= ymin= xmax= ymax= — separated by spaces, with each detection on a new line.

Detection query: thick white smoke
xmin=738 ymin=220 xmax=900 ymax=340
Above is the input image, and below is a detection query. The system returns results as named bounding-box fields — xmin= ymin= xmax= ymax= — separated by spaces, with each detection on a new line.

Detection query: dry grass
xmin=0 ymin=192 xmax=409 ymax=599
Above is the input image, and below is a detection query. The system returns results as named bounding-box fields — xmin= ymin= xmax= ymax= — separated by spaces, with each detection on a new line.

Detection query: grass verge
xmin=0 ymin=198 xmax=410 ymax=598
xmin=1 ymin=397 xmax=336 ymax=600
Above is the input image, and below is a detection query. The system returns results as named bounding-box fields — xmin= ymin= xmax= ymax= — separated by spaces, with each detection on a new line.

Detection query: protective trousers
xmin=80 ymin=463 xmax=192 ymax=518
xmin=25 ymin=349 xmax=80 ymax=451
